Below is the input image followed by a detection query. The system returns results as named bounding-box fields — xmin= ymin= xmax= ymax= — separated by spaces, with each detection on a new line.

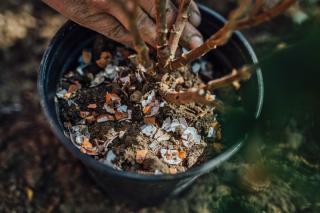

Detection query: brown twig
xmin=111 ymin=0 xmax=154 ymax=75
xmin=169 ymin=0 xmax=296 ymax=69
xmin=156 ymin=0 xmax=170 ymax=67
xmin=167 ymin=0 xmax=192 ymax=61
xmin=161 ymin=65 xmax=254 ymax=106
xmin=160 ymin=87 xmax=222 ymax=108
xmin=206 ymin=66 xmax=253 ymax=90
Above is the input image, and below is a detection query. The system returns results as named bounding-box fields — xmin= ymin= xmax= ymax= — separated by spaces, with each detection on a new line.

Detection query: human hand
xmin=42 ymin=0 xmax=203 ymax=49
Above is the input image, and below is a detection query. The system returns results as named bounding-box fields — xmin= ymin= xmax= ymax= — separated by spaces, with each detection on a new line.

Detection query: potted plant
xmin=38 ymin=0 xmax=294 ymax=204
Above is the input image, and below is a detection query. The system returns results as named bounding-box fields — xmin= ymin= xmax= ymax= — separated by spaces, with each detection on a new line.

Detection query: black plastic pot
xmin=38 ymin=5 xmax=263 ymax=204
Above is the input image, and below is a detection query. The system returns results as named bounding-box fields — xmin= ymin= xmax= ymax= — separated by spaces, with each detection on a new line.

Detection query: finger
xmin=189 ymin=1 xmax=201 ymax=26
xmin=103 ymin=3 xmax=158 ymax=47
xmin=80 ymin=12 xmax=134 ymax=47
xmin=139 ymin=0 xmax=203 ymax=49
xmin=170 ymin=0 xmax=201 ymax=26
xmin=180 ymin=22 xmax=203 ymax=49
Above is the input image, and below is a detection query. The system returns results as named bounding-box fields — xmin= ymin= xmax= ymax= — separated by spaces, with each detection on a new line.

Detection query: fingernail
xmin=190 ymin=11 xmax=201 ymax=27
xmin=190 ymin=35 xmax=203 ymax=49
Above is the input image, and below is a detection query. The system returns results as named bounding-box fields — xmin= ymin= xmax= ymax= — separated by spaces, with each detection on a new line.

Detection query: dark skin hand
xmin=42 ymin=0 xmax=203 ymax=49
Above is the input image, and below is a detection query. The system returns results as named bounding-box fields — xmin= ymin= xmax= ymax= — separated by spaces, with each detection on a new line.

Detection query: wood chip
xmin=143 ymin=116 xmax=157 ymax=125
xmin=136 ymin=149 xmax=148 ymax=164
xmin=115 ymin=111 xmax=127 ymax=120
xmin=169 ymin=167 xmax=177 ymax=174
xmin=82 ymin=49 xmax=92 ymax=64
xmin=82 ymin=137 xmax=92 ymax=149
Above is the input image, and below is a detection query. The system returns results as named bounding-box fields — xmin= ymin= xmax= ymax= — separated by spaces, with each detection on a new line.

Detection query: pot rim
xmin=38 ymin=4 xmax=263 ymax=182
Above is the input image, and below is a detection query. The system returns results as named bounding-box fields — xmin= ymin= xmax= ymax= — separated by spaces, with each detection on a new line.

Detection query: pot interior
xmin=39 ymin=6 xmax=263 ymax=178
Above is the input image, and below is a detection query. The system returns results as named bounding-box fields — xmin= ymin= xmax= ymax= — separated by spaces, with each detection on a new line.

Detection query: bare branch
xmin=169 ymin=0 xmax=296 ymax=69
xmin=111 ymin=0 xmax=154 ymax=75
xmin=161 ymin=65 xmax=254 ymax=107
xmin=156 ymin=0 xmax=170 ymax=67
xmin=167 ymin=0 xmax=192 ymax=60
xmin=160 ymin=88 xmax=222 ymax=108
xmin=206 ymin=66 xmax=253 ymax=90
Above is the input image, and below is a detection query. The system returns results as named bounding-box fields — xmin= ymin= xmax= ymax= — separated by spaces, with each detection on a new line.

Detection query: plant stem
xmin=206 ymin=66 xmax=253 ymax=91
xmin=156 ymin=0 xmax=170 ymax=67
xmin=169 ymin=0 xmax=296 ymax=69
xmin=111 ymin=0 xmax=154 ymax=75
xmin=167 ymin=0 xmax=192 ymax=61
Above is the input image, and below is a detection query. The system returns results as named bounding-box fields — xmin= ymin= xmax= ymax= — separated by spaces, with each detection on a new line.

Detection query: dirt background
xmin=0 ymin=0 xmax=320 ymax=212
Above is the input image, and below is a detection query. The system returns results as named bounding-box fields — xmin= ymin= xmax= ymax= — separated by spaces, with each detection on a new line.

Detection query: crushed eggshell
xmin=104 ymin=150 xmax=116 ymax=166
xmin=87 ymin=103 xmax=97 ymax=109
xmin=179 ymin=151 xmax=187 ymax=159
xmin=82 ymin=137 xmax=92 ymax=149
xmin=105 ymin=92 xmax=121 ymax=105
xmin=97 ymin=114 xmax=114 ymax=123
xmin=104 ymin=64 xmax=118 ymax=80
xmin=144 ymin=116 xmax=157 ymax=126
xmin=207 ymin=127 xmax=216 ymax=138
xmin=153 ymin=129 xmax=171 ymax=142
xmin=141 ymin=90 xmax=155 ymax=107
xmin=56 ymin=89 xmax=68 ymax=99
xmin=143 ymin=105 xmax=152 ymax=114
xmin=115 ymin=111 xmax=127 ymax=120
xmin=104 ymin=104 xmax=116 ymax=114
xmin=117 ymin=105 xmax=128 ymax=113
xmin=141 ymin=125 xmax=157 ymax=137
xmin=160 ymin=149 xmax=182 ymax=165
xmin=90 ymin=73 xmax=105 ymax=87
xmin=162 ymin=117 xmax=188 ymax=132
xmin=182 ymin=127 xmax=201 ymax=147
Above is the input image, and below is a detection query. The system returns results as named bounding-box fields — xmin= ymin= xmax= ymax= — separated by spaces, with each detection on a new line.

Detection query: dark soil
xmin=56 ymin=39 xmax=222 ymax=174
